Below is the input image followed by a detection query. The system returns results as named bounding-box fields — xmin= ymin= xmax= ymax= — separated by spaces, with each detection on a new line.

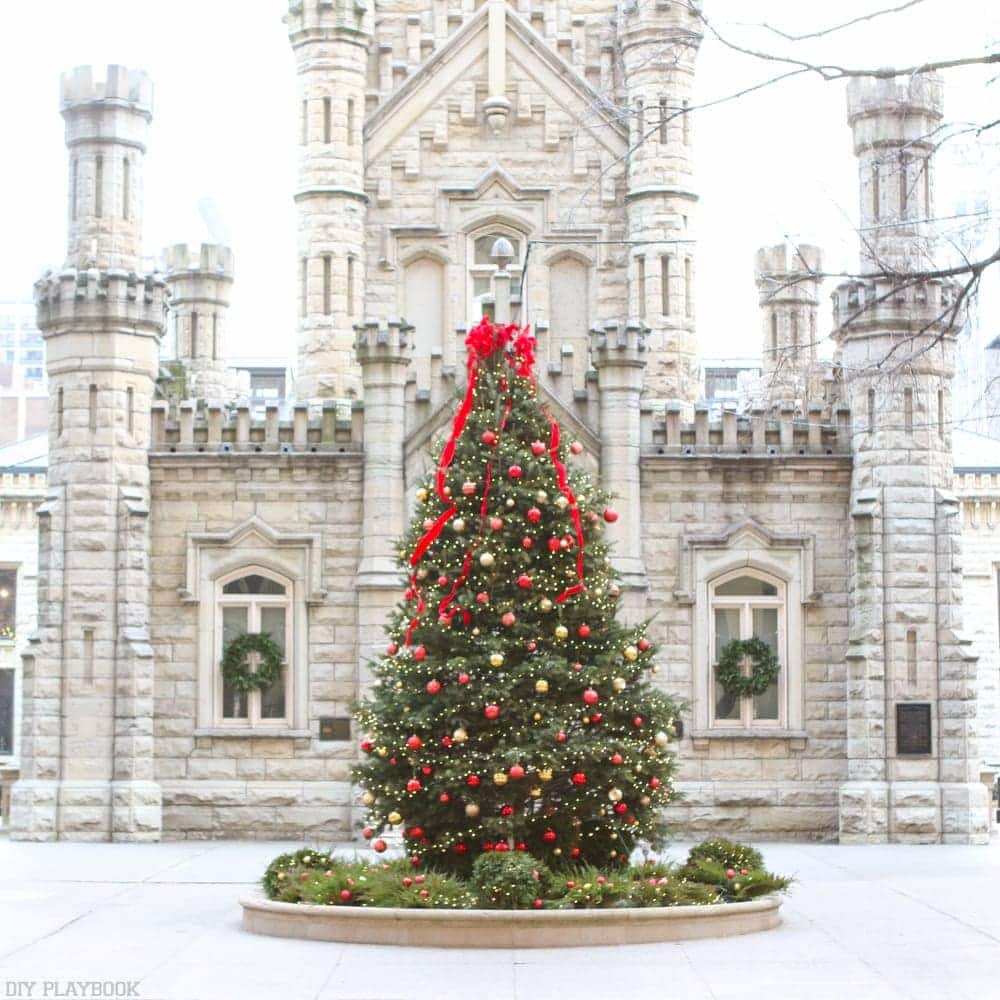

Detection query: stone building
xmin=6 ymin=0 xmax=995 ymax=843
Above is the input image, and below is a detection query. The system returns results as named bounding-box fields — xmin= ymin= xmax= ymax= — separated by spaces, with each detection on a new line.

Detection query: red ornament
xmin=570 ymin=441 xmax=584 ymax=455
xmin=500 ymin=805 xmax=514 ymax=817
xmin=637 ymin=637 xmax=651 ymax=652
xmin=501 ymin=612 xmax=516 ymax=626
xmin=482 ymin=430 xmax=497 ymax=446
xmin=649 ymin=777 xmax=661 ymax=789
xmin=360 ymin=739 xmax=374 ymax=753
xmin=467 ymin=775 xmax=481 ymax=787
xmin=571 ymin=772 xmax=587 ymax=786
xmin=740 ymin=868 xmax=749 ymax=876
xmin=522 ymin=537 xmax=533 ymax=549
xmin=406 ymin=735 xmax=423 ymax=751
xmin=614 ymin=803 xmax=627 ymax=814
xmin=441 ymin=736 xmax=453 ymax=748
xmin=526 ymin=507 xmax=542 ymax=523
xmin=570 ymin=847 xmax=581 ymax=858
xmin=611 ymin=753 xmax=624 ymax=765
xmin=426 ymin=679 xmax=442 ymax=695
xmin=387 ymin=642 xmax=399 ymax=656
xmin=419 ymin=889 xmax=429 ymax=897
xmin=439 ymin=793 xmax=450 ymax=803
xmin=476 ymin=592 xmax=489 ymax=605
xmin=590 ymin=712 xmax=603 ymax=725
xmin=517 ymin=574 xmax=532 ymax=589
xmin=489 ymin=517 xmax=503 ymax=531
xmin=556 ymin=731 xmax=567 ymax=743
xmin=457 ymin=672 xmax=470 ymax=685
xmin=438 ymin=575 xmax=449 ymax=587
xmin=582 ymin=688 xmax=599 ymax=705
xmin=509 ymin=764 xmax=525 ymax=779
xmin=603 ymin=508 xmax=619 ymax=523
xmin=542 ymin=829 xmax=557 ymax=842
xmin=547 ymin=537 xmax=561 ymax=552
xmin=454 ymin=843 xmax=468 ymax=854
xmin=577 ymin=624 xmax=591 ymax=639
xmin=484 ymin=704 xmax=500 ymax=720
xmin=413 ymin=646 xmax=427 ymax=661
xmin=406 ymin=779 xmax=422 ymax=793
xmin=572 ymin=663 xmax=583 ymax=672
xmin=362 ymin=827 xmax=374 ymax=839
xmin=725 ymin=869 xmax=736 ymax=879
xmin=411 ymin=856 xmax=421 ymax=866
xmin=409 ymin=826 xmax=424 ymax=839
xmin=405 ymin=588 xmax=415 ymax=601
xmin=340 ymin=889 xmax=352 ymax=901
xmin=421 ymin=766 xmax=433 ymax=775
xmin=516 ymin=842 xmax=527 ymax=852
xmin=533 ymin=899 xmax=544 ymax=909
xmin=632 ymin=716 xmax=644 ymax=728
xmin=402 ymin=877 xmax=413 ymax=887
xmin=389 ymin=757 xmax=399 ymax=766
xmin=461 ymin=481 xmax=477 ymax=496
xmin=508 ymin=465 xmax=523 ymax=479
xmin=526 ymin=641 xmax=537 ymax=652
xmin=530 ymin=441 xmax=546 ymax=456
xmin=373 ymin=839 xmax=387 ymax=853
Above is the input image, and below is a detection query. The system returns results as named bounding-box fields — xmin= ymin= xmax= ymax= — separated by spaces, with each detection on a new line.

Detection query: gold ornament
xmin=416 ymin=567 xmax=428 ymax=580
xmin=608 ymin=788 xmax=623 ymax=802
xmin=493 ymin=772 xmax=508 ymax=786
xmin=538 ymin=768 xmax=553 ymax=782
xmin=505 ymin=498 xmax=515 ymax=508
xmin=555 ymin=495 xmax=569 ymax=510
xmin=535 ymin=679 xmax=549 ymax=694
xmin=624 ymin=645 xmax=639 ymax=661
xmin=530 ymin=787 xmax=542 ymax=798
xmin=533 ymin=712 xmax=542 ymax=721
xmin=654 ymin=730 xmax=669 ymax=747
xmin=554 ymin=848 xmax=562 ymax=856
xmin=465 ymin=803 xmax=480 ymax=818
xmin=490 ymin=652 xmax=505 ymax=667
xmin=479 ymin=552 xmax=495 ymax=568
xmin=362 ymin=791 xmax=376 ymax=806
xmin=539 ymin=598 xmax=553 ymax=612
xmin=416 ymin=487 xmax=429 ymax=502
xmin=612 ymin=677 xmax=627 ymax=692
xmin=639 ymin=795 xmax=652 ymax=806
xmin=472 ymin=627 xmax=481 ymax=636
xmin=376 ymin=747 xmax=388 ymax=757
xmin=453 ymin=727 xmax=468 ymax=743
xmin=388 ymin=811 xmax=402 ymax=825
xmin=403 ymin=706 xmax=410 ymax=713
xmin=452 ymin=518 xmax=466 ymax=533
xmin=554 ymin=625 xmax=569 ymax=640
xmin=535 ymin=490 xmax=549 ymax=504
xmin=443 ymin=486 xmax=452 ymax=497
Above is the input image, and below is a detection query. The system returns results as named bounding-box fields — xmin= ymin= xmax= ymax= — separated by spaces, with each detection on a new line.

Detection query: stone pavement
xmin=0 ymin=838 xmax=999 ymax=1000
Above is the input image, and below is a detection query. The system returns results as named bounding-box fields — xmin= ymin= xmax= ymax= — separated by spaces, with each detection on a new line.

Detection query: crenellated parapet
xmin=354 ymin=317 xmax=413 ymax=367
xmin=832 ymin=274 xmax=962 ymax=343
xmin=34 ymin=268 xmax=166 ymax=345
xmin=149 ymin=398 xmax=362 ymax=454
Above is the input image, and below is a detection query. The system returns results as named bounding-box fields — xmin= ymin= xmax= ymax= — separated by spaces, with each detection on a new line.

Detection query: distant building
xmin=0 ymin=302 xmax=47 ymax=445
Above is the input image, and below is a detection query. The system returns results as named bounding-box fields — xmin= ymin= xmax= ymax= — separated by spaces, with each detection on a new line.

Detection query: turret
xmin=755 ymin=243 xmax=823 ymax=398
xmin=618 ymin=0 xmax=703 ymax=401
xmin=11 ymin=66 xmax=164 ymax=842
xmin=285 ymin=0 xmax=372 ymax=399
xmin=833 ymin=72 xmax=987 ymax=845
xmin=163 ymin=243 xmax=235 ymax=401
xmin=60 ymin=65 xmax=153 ymax=272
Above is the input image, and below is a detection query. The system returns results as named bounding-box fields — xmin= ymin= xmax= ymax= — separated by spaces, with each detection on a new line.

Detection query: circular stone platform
xmin=240 ymin=894 xmax=781 ymax=947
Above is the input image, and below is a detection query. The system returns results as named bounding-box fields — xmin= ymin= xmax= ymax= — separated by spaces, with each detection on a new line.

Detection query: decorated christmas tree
xmin=353 ymin=318 xmax=680 ymax=872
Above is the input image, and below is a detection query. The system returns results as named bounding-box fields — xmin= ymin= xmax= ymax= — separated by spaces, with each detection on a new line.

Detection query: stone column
xmin=835 ymin=73 xmax=988 ymax=844
xmin=287 ymin=0 xmax=372 ymax=399
xmin=619 ymin=0 xmax=703 ymax=402
xmin=591 ymin=321 xmax=648 ymax=608
xmin=10 ymin=65 xmax=164 ymax=842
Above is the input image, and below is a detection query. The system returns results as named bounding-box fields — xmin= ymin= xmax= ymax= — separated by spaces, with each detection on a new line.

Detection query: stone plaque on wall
xmin=896 ymin=703 xmax=932 ymax=756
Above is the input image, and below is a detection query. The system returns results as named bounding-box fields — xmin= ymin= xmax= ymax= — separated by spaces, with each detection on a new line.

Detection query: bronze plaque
xmin=896 ymin=703 xmax=932 ymax=755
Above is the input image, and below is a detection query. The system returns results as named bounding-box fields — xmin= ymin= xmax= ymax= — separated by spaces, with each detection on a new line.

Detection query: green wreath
xmin=715 ymin=637 xmax=780 ymax=699
xmin=221 ymin=632 xmax=284 ymax=695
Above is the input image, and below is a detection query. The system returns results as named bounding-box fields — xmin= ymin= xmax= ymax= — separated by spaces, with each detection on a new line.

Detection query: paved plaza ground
xmin=0 ymin=837 xmax=999 ymax=1000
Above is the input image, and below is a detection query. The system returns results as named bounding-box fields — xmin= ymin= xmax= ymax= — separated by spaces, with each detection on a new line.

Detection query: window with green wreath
xmin=217 ymin=569 xmax=291 ymax=727
xmin=710 ymin=570 xmax=785 ymax=728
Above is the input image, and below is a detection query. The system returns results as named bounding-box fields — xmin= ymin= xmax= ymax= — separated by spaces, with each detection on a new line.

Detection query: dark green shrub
xmin=262 ymin=848 xmax=337 ymax=900
xmin=550 ymin=866 xmax=627 ymax=908
xmin=472 ymin=852 xmax=551 ymax=908
xmin=683 ymin=838 xmax=764 ymax=873
xmin=681 ymin=857 xmax=791 ymax=901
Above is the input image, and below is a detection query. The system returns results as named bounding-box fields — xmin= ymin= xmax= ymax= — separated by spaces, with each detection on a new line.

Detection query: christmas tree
xmin=353 ymin=318 xmax=680 ymax=873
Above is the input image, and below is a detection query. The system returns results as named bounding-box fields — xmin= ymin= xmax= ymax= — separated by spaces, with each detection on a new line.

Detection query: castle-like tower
xmin=163 ymin=243 xmax=234 ymax=402
xmin=835 ymin=73 xmax=987 ymax=843
xmin=286 ymin=0 xmax=372 ymax=399
xmin=620 ymin=0 xmax=702 ymax=402
xmin=12 ymin=66 xmax=164 ymax=840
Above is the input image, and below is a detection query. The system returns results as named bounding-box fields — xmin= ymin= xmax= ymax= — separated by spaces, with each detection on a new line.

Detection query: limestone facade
xmin=7 ymin=2 xmax=994 ymax=843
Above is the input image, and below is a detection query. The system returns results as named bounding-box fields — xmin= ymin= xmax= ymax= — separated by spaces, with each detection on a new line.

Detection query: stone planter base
xmin=240 ymin=893 xmax=782 ymax=947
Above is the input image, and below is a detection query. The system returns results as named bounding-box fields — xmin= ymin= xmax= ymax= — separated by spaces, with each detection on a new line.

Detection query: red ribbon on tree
xmin=403 ymin=318 xmax=586 ymax=644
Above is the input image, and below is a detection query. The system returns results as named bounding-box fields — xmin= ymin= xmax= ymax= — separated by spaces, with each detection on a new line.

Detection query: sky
xmin=0 ymin=0 xmax=997 ymax=365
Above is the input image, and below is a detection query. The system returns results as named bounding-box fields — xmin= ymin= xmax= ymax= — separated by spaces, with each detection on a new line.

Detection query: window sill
xmin=689 ymin=729 xmax=808 ymax=751
xmin=193 ymin=727 xmax=313 ymax=740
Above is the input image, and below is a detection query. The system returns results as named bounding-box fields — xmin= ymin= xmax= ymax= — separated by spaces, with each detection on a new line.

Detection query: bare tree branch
xmin=737 ymin=0 xmax=931 ymax=43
